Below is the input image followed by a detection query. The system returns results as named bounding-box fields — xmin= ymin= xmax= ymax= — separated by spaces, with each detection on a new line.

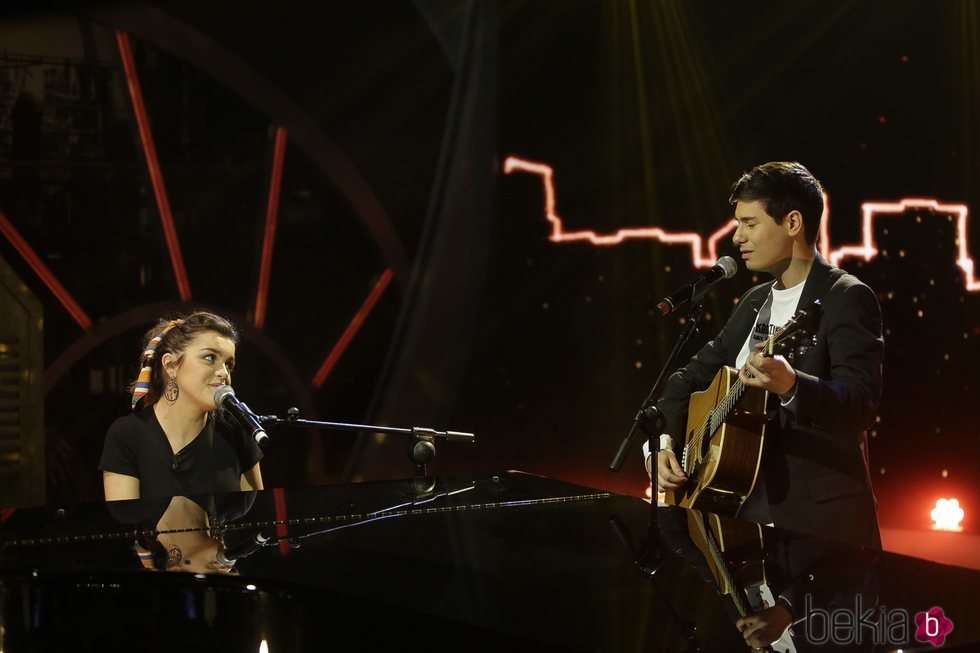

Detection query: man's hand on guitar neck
xmin=739 ymin=343 xmax=798 ymax=398
xmin=736 ymin=603 xmax=793 ymax=651
xmin=652 ymin=450 xmax=687 ymax=492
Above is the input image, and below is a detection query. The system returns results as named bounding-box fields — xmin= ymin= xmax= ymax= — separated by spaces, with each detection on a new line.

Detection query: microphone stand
xmin=608 ymin=514 xmax=700 ymax=652
xmin=608 ymin=297 xmax=707 ymax=514
xmin=254 ymin=408 xmax=475 ymax=477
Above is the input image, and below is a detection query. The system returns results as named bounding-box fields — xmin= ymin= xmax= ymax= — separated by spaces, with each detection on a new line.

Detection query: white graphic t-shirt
xmin=736 ymin=281 xmax=805 ymax=368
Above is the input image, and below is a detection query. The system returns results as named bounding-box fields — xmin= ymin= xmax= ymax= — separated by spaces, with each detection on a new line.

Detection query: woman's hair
xmin=130 ymin=311 xmax=239 ymax=408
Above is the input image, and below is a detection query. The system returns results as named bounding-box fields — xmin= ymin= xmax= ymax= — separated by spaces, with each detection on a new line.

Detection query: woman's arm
xmin=103 ymin=471 xmax=140 ymax=501
xmin=241 ymin=462 xmax=264 ymax=491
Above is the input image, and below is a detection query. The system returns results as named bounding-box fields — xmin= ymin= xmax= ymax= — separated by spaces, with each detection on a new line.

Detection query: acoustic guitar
xmin=686 ymin=509 xmax=798 ymax=653
xmin=664 ymin=300 xmax=821 ymax=517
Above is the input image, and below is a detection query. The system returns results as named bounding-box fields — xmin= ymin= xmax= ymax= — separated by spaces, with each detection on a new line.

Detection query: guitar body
xmin=686 ymin=509 xmax=797 ymax=653
xmin=665 ymin=366 xmax=768 ymax=516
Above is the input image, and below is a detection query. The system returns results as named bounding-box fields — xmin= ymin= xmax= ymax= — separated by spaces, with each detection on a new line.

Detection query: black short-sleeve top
xmin=98 ymin=408 xmax=263 ymax=499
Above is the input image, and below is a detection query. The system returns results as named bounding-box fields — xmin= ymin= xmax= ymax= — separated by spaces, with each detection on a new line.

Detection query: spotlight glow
xmin=931 ymin=498 xmax=964 ymax=532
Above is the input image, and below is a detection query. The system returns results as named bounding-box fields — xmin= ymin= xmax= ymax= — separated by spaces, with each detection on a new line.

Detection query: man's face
xmin=732 ymin=199 xmax=795 ymax=274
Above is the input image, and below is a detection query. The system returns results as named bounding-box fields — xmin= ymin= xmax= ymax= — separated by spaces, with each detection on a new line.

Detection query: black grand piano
xmin=0 ymin=472 xmax=977 ymax=652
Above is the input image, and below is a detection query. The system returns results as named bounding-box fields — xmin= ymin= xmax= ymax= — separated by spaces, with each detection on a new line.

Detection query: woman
xmin=99 ymin=311 xmax=263 ymax=501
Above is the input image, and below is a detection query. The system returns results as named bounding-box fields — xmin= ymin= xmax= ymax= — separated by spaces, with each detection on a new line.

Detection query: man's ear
xmin=784 ymin=210 xmax=804 ymax=238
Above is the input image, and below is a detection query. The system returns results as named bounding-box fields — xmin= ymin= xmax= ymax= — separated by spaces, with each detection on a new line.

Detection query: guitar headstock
xmin=765 ymin=299 xmax=822 ymax=359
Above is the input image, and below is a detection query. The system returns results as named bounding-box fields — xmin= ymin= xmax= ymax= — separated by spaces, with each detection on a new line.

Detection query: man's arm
xmin=656 ymin=294 xmax=755 ymax=444
xmin=645 ymin=291 xmax=759 ymax=487
xmin=791 ymin=281 xmax=883 ymax=435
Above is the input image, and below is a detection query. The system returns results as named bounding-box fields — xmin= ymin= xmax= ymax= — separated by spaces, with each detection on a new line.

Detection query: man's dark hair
xmin=729 ymin=162 xmax=824 ymax=245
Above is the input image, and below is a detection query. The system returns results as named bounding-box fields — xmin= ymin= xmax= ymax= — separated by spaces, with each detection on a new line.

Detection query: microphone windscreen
xmin=716 ymin=256 xmax=737 ymax=279
xmin=213 ymin=384 xmax=236 ymax=406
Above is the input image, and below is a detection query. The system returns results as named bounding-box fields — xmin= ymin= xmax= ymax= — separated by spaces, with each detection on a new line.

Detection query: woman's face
xmin=164 ymin=330 xmax=237 ymax=411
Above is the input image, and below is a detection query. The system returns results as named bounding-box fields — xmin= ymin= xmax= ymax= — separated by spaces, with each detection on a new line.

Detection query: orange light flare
xmin=931 ymin=498 xmax=965 ymax=532
xmin=505 ymin=157 xmax=978 ymax=292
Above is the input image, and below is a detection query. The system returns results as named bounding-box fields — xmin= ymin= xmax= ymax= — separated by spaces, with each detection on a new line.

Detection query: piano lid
xmin=1 ymin=471 xmax=978 ymax=652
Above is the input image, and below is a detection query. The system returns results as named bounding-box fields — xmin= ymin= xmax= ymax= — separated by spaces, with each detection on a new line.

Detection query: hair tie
xmin=133 ymin=541 xmax=156 ymax=570
xmin=131 ymin=319 xmax=183 ymax=409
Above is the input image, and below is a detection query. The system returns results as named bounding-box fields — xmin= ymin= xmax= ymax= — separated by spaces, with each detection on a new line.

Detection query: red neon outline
xmin=0 ymin=208 xmax=93 ymax=330
xmin=254 ymin=127 xmax=288 ymax=328
xmin=312 ymin=269 xmax=394 ymax=389
xmin=503 ymin=156 xmax=734 ymax=267
xmin=117 ymin=31 xmax=192 ymax=301
xmin=829 ymin=199 xmax=980 ymax=290
xmin=505 ymin=156 xmax=977 ymax=291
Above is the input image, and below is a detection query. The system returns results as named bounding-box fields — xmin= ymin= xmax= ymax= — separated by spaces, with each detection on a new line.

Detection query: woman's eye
xmin=204 ymin=354 xmax=215 ymax=363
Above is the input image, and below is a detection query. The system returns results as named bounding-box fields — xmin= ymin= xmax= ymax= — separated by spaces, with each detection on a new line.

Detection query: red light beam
xmin=117 ymin=30 xmax=192 ymax=301
xmin=312 ymin=269 xmax=394 ymax=389
xmin=0 ymin=208 xmax=93 ymax=330
xmin=272 ymin=488 xmax=291 ymax=555
xmin=254 ymin=127 xmax=288 ymax=329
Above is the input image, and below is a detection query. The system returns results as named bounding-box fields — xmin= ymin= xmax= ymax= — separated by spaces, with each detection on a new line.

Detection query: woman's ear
xmin=160 ymin=352 xmax=176 ymax=376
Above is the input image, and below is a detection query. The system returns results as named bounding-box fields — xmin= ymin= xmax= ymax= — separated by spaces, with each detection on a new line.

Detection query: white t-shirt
xmin=735 ymin=281 xmax=805 ymax=368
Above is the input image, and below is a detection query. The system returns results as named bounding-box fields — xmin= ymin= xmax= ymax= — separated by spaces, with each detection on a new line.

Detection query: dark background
xmin=0 ymin=0 xmax=975 ymax=533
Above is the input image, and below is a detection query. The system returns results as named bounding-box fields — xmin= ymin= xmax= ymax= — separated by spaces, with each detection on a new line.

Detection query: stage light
xmin=931 ymin=498 xmax=964 ymax=532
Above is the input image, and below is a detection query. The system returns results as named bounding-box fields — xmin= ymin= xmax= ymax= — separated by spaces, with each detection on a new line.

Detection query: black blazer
xmin=657 ymin=255 xmax=883 ymax=549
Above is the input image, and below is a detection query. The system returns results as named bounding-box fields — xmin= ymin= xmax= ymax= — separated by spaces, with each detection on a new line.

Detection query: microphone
xmin=215 ymin=530 xmax=271 ymax=567
xmin=656 ymin=256 xmax=737 ymax=315
xmin=213 ymin=385 xmax=270 ymax=447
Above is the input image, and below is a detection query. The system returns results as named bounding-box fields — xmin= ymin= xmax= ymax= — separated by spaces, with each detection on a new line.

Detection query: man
xmin=645 ymin=162 xmax=883 ymax=650
xmin=645 ymin=161 xmax=882 ymax=551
